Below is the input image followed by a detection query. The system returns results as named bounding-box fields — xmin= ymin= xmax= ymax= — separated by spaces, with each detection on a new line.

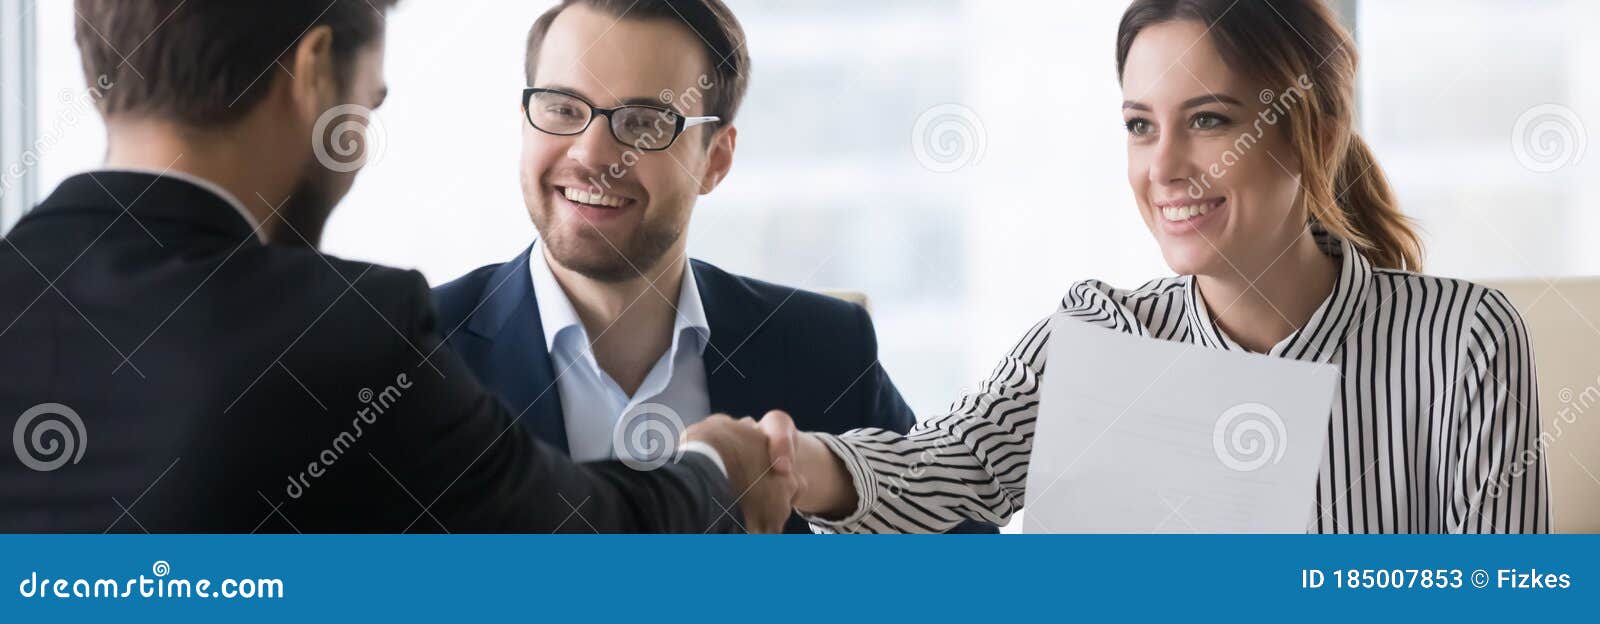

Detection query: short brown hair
xmin=75 ymin=0 xmax=399 ymax=127
xmin=524 ymin=0 xmax=750 ymax=128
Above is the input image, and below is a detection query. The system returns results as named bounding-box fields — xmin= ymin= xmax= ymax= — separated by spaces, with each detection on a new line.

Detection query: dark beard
xmin=266 ymin=163 xmax=341 ymax=248
xmin=540 ymin=217 xmax=682 ymax=284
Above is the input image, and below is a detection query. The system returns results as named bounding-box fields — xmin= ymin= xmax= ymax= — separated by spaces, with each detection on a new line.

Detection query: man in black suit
xmin=0 ymin=0 xmax=796 ymax=533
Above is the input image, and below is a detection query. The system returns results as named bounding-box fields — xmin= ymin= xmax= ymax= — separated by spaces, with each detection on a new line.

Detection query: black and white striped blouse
xmin=811 ymin=229 xmax=1549 ymax=534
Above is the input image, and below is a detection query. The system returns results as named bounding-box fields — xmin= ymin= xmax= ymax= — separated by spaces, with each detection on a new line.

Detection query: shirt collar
xmin=90 ymin=167 xmax=266 ymax=243
xmin=527 ymin=240 xmax=711 ymax=355
xmin=1182 ymin=224 xmax=1373 ymax=363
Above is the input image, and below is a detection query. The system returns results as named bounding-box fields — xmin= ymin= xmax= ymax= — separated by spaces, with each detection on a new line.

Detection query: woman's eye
xmin=1190 ymin=113 xmax=1230 ymax=130
xmin=1125 ymin=118 xmax=1154 ymax=137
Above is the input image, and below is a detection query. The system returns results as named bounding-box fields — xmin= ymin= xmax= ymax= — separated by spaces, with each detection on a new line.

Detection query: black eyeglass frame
xmin=521 ymin=87 xmax=720 ymax=152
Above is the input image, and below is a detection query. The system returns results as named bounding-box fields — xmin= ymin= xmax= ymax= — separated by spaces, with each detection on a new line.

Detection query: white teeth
xmin=1160 ymin=201 xmax=1215 ymax=222
xmin=562 ymin=186 xmax=626 ymax=208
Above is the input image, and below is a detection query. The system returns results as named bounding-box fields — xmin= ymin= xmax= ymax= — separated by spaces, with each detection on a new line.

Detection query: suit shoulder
xmin=262 ymin=247 xmax=427 ymax=309
xmin=432 ymin=262 xmax=507 ymax=326
xmin=693 ymin=259 xmax=868 ymax=327
xmin=251 ymin=248 xmax=435 ymax=367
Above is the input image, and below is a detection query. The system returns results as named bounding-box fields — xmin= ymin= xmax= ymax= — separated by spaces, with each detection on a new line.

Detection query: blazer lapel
xmin=695 ymin=261 xmax=787 ymax=420
xmin=465 ymin=245 xmax=569 ymax=453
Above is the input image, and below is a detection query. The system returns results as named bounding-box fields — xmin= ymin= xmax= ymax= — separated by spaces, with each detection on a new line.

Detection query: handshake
xmin=680 ymin=411 xmax=854 ymax=533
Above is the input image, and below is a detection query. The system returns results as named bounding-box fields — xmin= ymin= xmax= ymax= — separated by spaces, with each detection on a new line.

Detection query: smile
xmin=1159 ymin=198 xmax=1224 ymax=223
xmin=559 ymin=186 xmax=630 ymax=209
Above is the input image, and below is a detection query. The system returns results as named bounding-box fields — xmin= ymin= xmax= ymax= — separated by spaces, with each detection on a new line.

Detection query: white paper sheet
xmin=1022 ymin=314 xmax=1340 ymax=533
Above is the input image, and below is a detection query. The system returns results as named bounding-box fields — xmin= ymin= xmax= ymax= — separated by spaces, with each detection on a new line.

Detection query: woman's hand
xmin=758 ymin=411 xmax=859 ymax=520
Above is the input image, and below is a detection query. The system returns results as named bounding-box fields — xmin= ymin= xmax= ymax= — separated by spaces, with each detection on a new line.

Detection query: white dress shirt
xmin=809 ymin=227 xmax=1548 ymax=534
xmin=529 ymin=240 xmax=716 ymax=469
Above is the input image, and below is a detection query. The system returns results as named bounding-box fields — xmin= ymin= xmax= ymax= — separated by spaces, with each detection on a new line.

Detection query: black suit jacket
xmin=0 ymin=172 xmax=741 ymax=533
xmin=433 ymin=246 xmax=997 ymax=533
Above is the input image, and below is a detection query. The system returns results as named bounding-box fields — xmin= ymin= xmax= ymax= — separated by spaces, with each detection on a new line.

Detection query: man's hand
xmin=683 ymin=412 xmax=801 ymax=533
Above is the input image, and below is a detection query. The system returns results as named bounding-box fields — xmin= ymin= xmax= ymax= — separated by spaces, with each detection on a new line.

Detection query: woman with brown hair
xmin=773 ymin=0 xmax=1547 ymax=533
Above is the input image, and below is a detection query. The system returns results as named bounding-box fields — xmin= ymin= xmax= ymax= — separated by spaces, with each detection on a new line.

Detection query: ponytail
xmin=1327 ymin=135 xmax=1422 ymax=271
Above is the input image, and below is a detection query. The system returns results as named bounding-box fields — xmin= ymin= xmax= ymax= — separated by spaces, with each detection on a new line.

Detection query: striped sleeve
xmin=1449 ymin=287 xmax=1549 ymax=533
xmin=804 ymin=315 xmax=1053 ymax=533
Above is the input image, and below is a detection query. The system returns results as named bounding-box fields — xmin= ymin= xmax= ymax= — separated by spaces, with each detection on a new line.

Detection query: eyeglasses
xmin=521 ymin=88 xmax=720 ymax=152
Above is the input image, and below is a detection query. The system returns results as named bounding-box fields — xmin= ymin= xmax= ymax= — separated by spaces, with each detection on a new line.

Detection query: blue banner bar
xmin=1 ymin=535 xmax=1591 ymax=621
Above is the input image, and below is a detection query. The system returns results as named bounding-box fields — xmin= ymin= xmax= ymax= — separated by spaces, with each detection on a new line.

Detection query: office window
xmin=28 ymin=0 xmax=104 ymax=225
xmin=690 ymin=1 xmax=971 ymax=418
xmin=1359 ymin=0 xmax=1598 ymax=278
xmin=0 ymin=0 xmax=38 ymax=231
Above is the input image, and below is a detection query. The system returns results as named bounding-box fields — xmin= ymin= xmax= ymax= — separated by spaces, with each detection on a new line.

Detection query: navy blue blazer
xmin=432 ymin=246 xmax=996 ymax=533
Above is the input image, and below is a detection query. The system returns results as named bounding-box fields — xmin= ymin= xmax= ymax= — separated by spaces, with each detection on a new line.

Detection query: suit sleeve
xmin=852 ymin=303 xmax=916 ymax=434
xmin=370 ymin=271 xmax=745 ymax=533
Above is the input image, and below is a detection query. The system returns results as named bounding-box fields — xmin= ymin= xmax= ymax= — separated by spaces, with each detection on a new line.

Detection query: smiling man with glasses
xmin=432 ymin=0 xmax=985 ymax=533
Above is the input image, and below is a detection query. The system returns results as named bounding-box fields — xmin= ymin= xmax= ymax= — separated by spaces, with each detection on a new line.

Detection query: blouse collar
xmin=1181 ymin=225 xmax=1374 ymax=364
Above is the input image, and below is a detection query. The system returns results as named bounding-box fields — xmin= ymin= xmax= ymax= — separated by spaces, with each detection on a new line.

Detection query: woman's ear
xmin=699 ymin=124 xmax=737 ymax=195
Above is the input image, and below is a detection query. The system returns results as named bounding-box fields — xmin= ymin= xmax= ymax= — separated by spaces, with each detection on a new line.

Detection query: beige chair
xmin=818 ymin=289 xmax=870 ymax=314
xmin=1477 ymin=278 xmax=1600 ymax=533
